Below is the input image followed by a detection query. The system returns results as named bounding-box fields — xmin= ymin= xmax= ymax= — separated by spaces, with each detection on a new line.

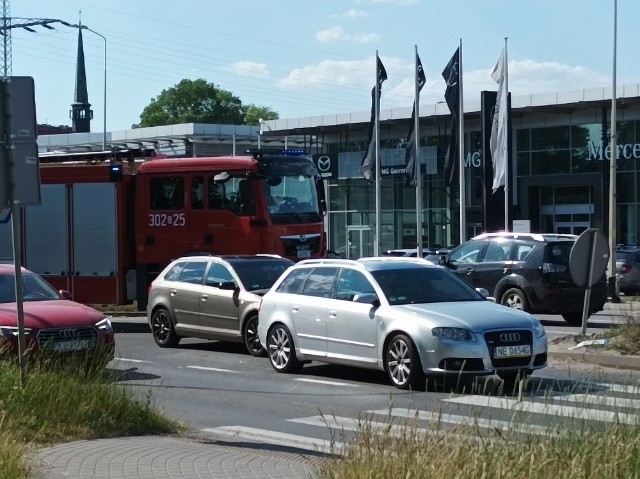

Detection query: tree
xmin=244 ymin=104 xmax=279 ymax=125
xmin=133 ymin=79 xmax=277 ymax=128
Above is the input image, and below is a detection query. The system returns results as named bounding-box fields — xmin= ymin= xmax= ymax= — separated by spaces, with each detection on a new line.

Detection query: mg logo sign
xmin=465 ymin=151 xmax=482 ymax=168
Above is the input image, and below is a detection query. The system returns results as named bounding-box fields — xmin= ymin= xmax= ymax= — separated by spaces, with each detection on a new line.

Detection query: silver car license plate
xmin=494 ymin=345 xmax=531 ymax=358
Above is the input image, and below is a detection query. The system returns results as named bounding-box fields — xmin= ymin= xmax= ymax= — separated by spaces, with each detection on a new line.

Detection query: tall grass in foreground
xmin=317 ymin=417 xmax=640 ymax=479
xmin=0 ymin=358 xmax=182 ymax=478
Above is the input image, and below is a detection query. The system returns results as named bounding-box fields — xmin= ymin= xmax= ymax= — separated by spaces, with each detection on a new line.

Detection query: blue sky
xmin=10 ymin=0 xmax=637 ymax=132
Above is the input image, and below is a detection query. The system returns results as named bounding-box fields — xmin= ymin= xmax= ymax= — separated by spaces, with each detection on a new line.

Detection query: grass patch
xmin=0 ymin=358 xmax=182 ymax=478
xmin=604 ymin=318 xmax=640 ymax=355
xmin=91 ymin=302 xmax=141 ymax=313
xmin=317 ymin=406 xmax=640 ymax=479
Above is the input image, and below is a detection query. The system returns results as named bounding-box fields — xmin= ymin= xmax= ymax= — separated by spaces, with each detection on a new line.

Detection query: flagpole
xmin=607 ymin=0 xmax=619 ymax=301
xmin=504 ymin=37 xmax=509 ymax=231
xmin=458 ymin=38 xmax=465 ymax=245
xmin=414 ymin=45 xmax=423 ymax=257
xmin=374 ymin=50 xmax=381 ymax=257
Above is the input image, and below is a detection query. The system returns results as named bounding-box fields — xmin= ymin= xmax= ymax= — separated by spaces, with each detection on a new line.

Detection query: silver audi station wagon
xmin=257 ymin=257 xmax=547 ymax=390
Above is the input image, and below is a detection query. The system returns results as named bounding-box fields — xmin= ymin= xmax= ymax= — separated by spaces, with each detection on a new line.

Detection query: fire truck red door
xmin=188 ymin=175 xmax=256 ymax=255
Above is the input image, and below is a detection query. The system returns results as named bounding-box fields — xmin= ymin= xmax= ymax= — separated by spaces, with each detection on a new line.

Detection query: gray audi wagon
xmin=257 ymin=257 xmax=548 ymax=390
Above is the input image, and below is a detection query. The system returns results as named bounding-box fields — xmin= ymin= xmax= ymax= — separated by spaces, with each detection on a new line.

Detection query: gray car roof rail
xmin=359 ymin=256 xmax=435 ymax=265
xmin=297 ymin=258 xmax=364 ymax=267
xmin=472 ymin=232 xmax=578 ymax=242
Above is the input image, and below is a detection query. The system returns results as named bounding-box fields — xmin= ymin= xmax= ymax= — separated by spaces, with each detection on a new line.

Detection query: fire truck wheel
xmin=150 ymin=307 xmax=181 ymax=348
xmin=243 ymin=314 xmax=266 ymax=357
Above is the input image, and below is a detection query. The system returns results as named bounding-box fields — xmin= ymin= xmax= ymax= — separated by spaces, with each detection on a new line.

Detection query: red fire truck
xmin=2 ymin=148 xmax=327 ymax=310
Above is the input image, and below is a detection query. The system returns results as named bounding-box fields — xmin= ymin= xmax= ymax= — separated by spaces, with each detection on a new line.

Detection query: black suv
xmin=441 ymin=232 xmax=608 ymax=324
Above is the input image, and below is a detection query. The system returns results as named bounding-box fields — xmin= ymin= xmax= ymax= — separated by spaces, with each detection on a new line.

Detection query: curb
xmin=547 ymin=349 xmax=640 ymax=371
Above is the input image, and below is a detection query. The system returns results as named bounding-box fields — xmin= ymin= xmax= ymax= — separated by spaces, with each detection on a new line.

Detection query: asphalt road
xmin=107 ymin=313 xmax=640 ymax=452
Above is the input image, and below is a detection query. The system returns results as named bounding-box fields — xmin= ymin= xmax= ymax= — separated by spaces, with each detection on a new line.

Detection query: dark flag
xmin=404 ymin=52 xmax=427 ymax=186
xmin=362 ymin=54 xmax=388 ymax=181
xmin=442 ymin=48 xmax=460 ymax=186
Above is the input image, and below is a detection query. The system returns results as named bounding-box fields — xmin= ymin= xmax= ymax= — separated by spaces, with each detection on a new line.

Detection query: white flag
xmin=490 ymin=46 xmax=508 ymax=193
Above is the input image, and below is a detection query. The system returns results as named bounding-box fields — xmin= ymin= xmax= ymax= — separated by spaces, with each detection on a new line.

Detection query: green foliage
xmin=244 ymin=104 xmax=278 ymax=125
xmin=133 ymin=78 xmax=278 ymax=128
xmin=0 ymin=359 xmax=182 ymax=476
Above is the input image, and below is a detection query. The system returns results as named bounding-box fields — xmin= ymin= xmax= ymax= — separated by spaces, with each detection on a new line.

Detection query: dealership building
xmin=37 ymin=84 xmax=640 ymax=257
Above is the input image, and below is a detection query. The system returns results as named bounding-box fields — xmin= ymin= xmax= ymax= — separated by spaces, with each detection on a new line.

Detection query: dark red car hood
xmin=0 ymin=300 xmax=106 ymax=329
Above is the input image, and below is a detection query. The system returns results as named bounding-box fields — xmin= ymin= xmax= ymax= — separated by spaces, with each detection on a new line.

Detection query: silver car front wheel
xmin=385 ymin=334 xmax=425 ymax=390
xmin=267 ymin=324 xmax=301 ymax=373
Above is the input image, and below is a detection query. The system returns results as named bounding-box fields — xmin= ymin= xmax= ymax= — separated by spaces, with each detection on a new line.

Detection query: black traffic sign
xmin=569 ymin=228 xmax=609 ymax=288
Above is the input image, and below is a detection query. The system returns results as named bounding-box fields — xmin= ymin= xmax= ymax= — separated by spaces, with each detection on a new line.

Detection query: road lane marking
xmin=112 ymin=357 xmax=151 ymax=363
xmin=186 ymin=366 xmax=238 ymax=373
xmin=293 ymin=378 xmax=359 ymax=387
xmin=202 ymin=426 xmax=341 ymax=454
xmin=444 ymin=395 xmax=639 ymax=425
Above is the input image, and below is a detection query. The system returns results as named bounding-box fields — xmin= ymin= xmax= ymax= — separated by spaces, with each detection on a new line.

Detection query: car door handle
xmin=170 ymin=289 xmax=177 ymax=296
xmin=464 ymin=268 xmax=473 ymax=274
xmin=329 ymin=310 xmax=338 ymax=318
xmin=201 ymin=294 xmax=208 ymax=301
xmin=291 ymin=306 xmax=299 ymax=313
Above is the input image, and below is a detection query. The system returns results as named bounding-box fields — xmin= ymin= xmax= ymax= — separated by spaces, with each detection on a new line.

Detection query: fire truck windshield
xmin=264 ymin=174 xmax=321 ymax=224
xmin=259 ymin=155 xmax=323 ymax=225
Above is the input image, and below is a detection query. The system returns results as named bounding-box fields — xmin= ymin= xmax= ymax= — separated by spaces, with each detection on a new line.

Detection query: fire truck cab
xmin=1 ymin=149 xmax=326 ymax=311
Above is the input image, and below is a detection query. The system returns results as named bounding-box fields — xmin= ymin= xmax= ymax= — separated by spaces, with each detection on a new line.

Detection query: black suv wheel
xmin=501 ymin=288 xmax=528 ymax=311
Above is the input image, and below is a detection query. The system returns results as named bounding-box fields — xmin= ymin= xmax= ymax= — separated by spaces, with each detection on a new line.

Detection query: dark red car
xmin=0 ymin=265 xmax=115 ymax=364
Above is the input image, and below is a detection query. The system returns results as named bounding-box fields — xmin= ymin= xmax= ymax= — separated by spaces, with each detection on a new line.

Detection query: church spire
xmin=70 ymin=18 xmax=93 ymax=133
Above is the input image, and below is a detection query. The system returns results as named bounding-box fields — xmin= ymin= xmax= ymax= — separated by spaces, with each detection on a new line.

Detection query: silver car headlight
xmin=96 ymin=318 xmax=113 ymax=332
xmin=533 ymin=319 xmax=546 ymax=338
xmin=432 ymin=327 xmax=476 ymax=342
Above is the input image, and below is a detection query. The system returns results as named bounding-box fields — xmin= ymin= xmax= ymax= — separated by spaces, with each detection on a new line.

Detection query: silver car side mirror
xmin=353 ymin=292 xmax=379 ymax=306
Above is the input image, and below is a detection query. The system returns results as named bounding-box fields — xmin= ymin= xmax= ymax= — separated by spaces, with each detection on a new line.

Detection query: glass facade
xmin=314 ymin=106 xmax=640 ymax=256
xmin=516 ymin=120 xmax=640 ymax=245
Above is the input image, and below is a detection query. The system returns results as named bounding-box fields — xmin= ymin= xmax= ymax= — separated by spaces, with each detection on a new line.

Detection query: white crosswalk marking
xmin=367 ymin=408 xmax=554 ymax=436
xmin=584 ymin=382 xmax=640 ymax=395
xmin=201 ymin=377 xmax=640 ymax=455
xmin=444 ymin=395 xmax=639 ymax=425
xmin=555 ymin=393 xmax=640 ymax=409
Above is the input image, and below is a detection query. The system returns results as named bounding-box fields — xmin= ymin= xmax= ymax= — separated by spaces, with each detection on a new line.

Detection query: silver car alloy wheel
xmin=268 ymin=326 xmax=292 ymax=370
xmin=387 ymin=337 xmax=412 ymax=387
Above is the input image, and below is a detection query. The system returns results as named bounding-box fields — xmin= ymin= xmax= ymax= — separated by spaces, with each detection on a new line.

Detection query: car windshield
xmin=0 ymin=273 xmax=60 ymax=303
xmin=232 ymin=260 xmax=292 ymax=291
xmin=371 ymin=266 xmax=482 ymax=305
